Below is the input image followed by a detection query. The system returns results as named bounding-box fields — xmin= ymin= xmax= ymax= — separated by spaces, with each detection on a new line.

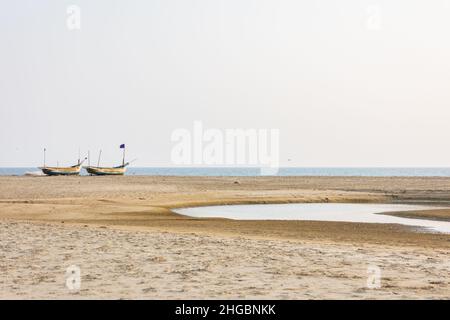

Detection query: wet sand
xmin=0 ymin=176 xmax=449 ymax=299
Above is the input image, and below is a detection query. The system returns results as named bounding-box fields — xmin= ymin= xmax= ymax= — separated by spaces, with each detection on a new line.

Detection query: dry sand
xmin=0 ymin=175 xmax=449 ymax=299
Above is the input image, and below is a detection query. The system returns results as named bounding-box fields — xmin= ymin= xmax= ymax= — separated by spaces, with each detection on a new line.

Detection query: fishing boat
xmin=40 ymin=163 xmax=84 ymax=176
xmin=84 ymin=163 xmax=129 ymax=176
xmin=84 ymin=144 xmax=131 ymax=176
xmin=39 ymin=149 xmax=86 ymax=176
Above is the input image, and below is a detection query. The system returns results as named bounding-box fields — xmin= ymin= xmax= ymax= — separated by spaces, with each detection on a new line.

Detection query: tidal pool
xmin=174 ymin=203 xmax=450 ymax=234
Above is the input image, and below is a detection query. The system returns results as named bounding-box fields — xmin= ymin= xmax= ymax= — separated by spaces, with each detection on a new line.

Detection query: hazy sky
xmin=1 ymin=0 xmax=450 ymax=167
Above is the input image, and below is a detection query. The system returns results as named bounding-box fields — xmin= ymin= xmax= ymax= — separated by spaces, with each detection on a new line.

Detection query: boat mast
xmin=122 ymin=145 xmax=126 ymax=166
xmin=97 ymin=150 xmax=102 ymax=167
xmin=43 ymin=148 xmax=46 ymax=168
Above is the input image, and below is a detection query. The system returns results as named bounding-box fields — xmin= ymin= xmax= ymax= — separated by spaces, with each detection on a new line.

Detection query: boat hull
xmin=39 ymin=165 xmax=81 ymax=176
xmin=84 ymin=166 xmax=126 ymax=176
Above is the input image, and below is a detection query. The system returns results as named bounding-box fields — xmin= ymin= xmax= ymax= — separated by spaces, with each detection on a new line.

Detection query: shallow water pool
xmin=174 ymin=203 xmax=450 ymax=234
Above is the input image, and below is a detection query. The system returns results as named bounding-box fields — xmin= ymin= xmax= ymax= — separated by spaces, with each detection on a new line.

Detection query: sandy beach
xmin=1 ymin=176 xmax=450 ymax=299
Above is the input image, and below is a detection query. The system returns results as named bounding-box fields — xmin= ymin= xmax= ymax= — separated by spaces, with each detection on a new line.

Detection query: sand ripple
xmin=1 ymin=221 xmax=449 ymax=299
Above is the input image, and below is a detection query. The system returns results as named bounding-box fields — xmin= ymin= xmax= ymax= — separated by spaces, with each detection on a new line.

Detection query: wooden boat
xmin=39 ymin=163 xmax=83 ymax=176
xmin=84 ymin=144 xmax=131 ymax=176
xmin=38 ymin=149 xmax=86 ymax=176
xmin=84 ymin=163 xmax=129 ymax=176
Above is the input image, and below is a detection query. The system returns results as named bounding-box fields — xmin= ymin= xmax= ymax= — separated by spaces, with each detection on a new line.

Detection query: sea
xmin=1 ymin=167 xmax=450 ymax=177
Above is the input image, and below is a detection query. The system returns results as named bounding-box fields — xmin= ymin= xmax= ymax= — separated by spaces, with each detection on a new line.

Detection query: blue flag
xmin=120 ymin=144 xmax=125 ymax=149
